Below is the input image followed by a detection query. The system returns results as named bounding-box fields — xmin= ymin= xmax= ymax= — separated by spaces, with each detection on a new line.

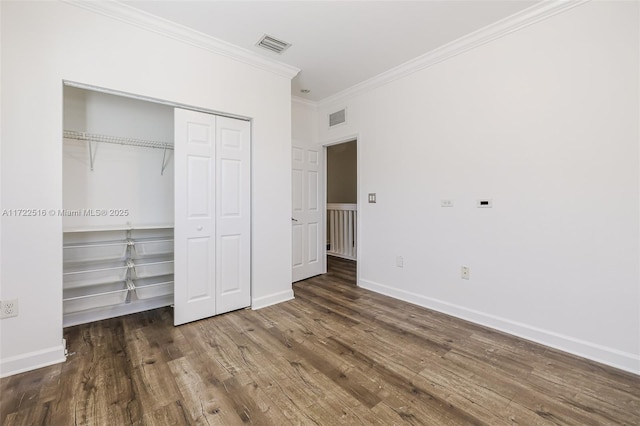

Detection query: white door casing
xmin=292 ymin=142 xmax=324 ymax=282
xmin=174 ymin=109 xmax=251 ymax=325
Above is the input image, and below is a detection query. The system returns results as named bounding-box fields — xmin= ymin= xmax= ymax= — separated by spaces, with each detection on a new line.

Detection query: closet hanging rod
xmin=63 ymin=130 xmax=174 ymax=151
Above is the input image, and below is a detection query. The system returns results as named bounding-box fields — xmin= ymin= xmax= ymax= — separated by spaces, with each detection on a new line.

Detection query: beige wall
xmin=327 ymin=141 xmax=357 ymax=204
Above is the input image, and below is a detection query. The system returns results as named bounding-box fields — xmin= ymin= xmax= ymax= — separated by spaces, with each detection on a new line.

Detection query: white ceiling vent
xmin=256 ymin=34 xmax=291 ymax=54
xmin=329 ymin=108 xmax=347 ymax=128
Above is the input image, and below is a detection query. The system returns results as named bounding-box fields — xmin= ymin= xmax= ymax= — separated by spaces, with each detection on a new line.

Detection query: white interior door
xmin=292 ymin=142 xmax=325 ymax=282
xmin=215 ymin=116 xmax=251 ymax=314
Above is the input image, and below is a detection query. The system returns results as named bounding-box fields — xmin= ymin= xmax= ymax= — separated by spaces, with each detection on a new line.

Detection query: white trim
xmin=64 ymin=80 xmax=251 ymax=121
xmin=637 ymin=0 xmax=640 ymax=383
xmin=252 ymin=289 xmax=294 ymax=310
xmin=62 ymin=1 xmax=300 ymax=80
xmin=359 ymin=278 xmax=640 ymax=375
xmin=318 ymin=0 xmax=589 ymax=107
xmin=291 ymin=96 xmax=318 ymax=109
xmin=321 ymin=134 xmax=359 ymax=148
xmin=327 ymin=203 xmax=357 ymax=211
xmin=0 ymin=343 xmax=66 ymax=378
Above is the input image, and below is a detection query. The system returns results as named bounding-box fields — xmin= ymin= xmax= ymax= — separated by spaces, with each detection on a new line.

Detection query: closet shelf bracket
xmin=88 ymin=137 xmax=95 ymax=171
xmin=161 ymin=144 xmax=169 ymax=176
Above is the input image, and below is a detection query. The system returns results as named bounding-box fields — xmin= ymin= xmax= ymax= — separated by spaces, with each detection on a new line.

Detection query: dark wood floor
xmin=1 ymin=256 xmax=639 ymax=425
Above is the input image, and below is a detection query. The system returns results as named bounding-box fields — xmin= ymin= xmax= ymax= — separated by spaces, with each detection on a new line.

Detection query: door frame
xmin=322 ymin=133 xmax=360 ymax=286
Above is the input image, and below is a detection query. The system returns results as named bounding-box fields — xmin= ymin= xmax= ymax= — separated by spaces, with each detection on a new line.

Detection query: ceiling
xmin=123 ymin=1 xmax=539 ymax=102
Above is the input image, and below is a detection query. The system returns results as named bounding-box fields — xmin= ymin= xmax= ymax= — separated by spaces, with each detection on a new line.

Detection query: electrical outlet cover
xmin=461 ymin=266 xmax=470 ymax=280
xmin=0 ymin=299 xmax=19 ymax=318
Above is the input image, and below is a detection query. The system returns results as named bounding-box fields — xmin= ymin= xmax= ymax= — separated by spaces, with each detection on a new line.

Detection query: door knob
xmin=291 ymin=217 xmax=298 ymax=222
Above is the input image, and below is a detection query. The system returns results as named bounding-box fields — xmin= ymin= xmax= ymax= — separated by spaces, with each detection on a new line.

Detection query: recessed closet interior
xmin=62 ymin=86 xmax=251 ymax=328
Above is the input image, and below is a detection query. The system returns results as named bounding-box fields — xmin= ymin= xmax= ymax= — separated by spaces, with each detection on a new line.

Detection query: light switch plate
xmin=368 ymin=193 xmax=377 ymax=203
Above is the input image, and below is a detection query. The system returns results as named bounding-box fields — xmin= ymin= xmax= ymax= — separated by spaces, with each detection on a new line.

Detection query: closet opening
xmin=62 ymin=84 xmax=251 ymax=328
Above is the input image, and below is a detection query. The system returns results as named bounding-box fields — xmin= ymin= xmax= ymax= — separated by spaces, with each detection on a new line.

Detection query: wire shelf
xmin=63 ymin=130 xmax=173 ymax=150
xmin=63 ymin=130 xmax=174 ymax=174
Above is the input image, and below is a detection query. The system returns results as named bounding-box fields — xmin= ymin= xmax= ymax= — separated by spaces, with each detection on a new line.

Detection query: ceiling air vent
xmin=256 ymin=34 xmax=291 ymax=54
xmin=329 ymin=109 xmax=347 ymax=128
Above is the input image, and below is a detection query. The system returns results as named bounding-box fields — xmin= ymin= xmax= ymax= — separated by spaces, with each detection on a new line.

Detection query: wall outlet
xmin=461 ymin=266 xmax=470 ymax=280
xmin=0 ymin=299 xmax=19 ymax=318
xmin=441 ymin=199 xmax=454 ymax=207
xmin=396 ymin=256 xmax=404 ymax=268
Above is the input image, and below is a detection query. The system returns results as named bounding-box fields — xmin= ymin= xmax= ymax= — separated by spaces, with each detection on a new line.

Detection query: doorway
xmin=291 ymin=137 xmax=359 ymax=284
xmin=325 ymin=139 xmax=357 ymax=278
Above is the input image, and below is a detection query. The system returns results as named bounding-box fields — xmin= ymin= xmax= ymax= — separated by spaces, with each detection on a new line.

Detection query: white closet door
xmin=174 ymin=109 xmax=217 ymax=325
xmin=215 ymin=116 xmax=251 ymax=314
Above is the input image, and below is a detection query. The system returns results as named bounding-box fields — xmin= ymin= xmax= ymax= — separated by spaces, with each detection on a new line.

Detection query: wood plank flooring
xmin=1 ymin=256 xmax=639 ymax=425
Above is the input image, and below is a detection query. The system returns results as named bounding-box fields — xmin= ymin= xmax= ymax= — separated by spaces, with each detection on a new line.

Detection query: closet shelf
xmin=132 ymin=238 xmax=174 ymax=259
xmin=63 ymin=130 xmax=173 ymax=150
xmin=129 ymin=257 xmax=174 ymax=279
xmin=63 ymin=281 xmax=130 ymax=314
xmin=63 ymin=130 xmax=173 ymax=174
xmin=131 ymin=276 xmax=174 ymax=300
xmin=62 ymin=229 xmax=175 ymax=325
xmin=62 ymin=278 xmax=175 ymax=316
xmin=63 ymin=240 xmax=129 ymax=263
xmin=63 ymin=224 xmax=174 ymax=233
xmin=63 ymin=238 xmax=174 ymax=263
xmin=63 ymin=261 xmax=129 ymax=289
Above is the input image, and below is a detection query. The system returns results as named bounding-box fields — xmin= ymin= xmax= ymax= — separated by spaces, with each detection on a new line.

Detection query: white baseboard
xmin=0 ymin=344 xmax=66 ymax=378
xmin=252 ymin=289 xmax=294 ymax=310
xmin=359 ymin=278 xmax=640 ymax=375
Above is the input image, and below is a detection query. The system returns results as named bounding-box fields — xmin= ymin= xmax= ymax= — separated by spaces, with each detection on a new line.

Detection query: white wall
xmin=317 ymin=1 xmax=640 ymax=373
xmin=63 ymin=87 xmax=175 ymax=229
xmin=292 ymin=98 xmax=319 ymax=144
xmin=0 ymin=1 xmax=293 ymax=376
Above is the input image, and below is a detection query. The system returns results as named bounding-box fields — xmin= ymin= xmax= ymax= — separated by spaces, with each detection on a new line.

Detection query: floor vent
xmin=256 ymin=34 xmax=291 ymax=54
xmin=329 ymin=109 xmax=347 ymax=127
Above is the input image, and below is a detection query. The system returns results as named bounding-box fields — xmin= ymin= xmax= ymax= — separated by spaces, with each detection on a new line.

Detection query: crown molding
xmin=291 ymin=96 xmax=318 ymax=109
xmin=318 ymin=0 xmax=589 ymax=108
xmin=62 ymin=0 xmax=300 ymax=80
